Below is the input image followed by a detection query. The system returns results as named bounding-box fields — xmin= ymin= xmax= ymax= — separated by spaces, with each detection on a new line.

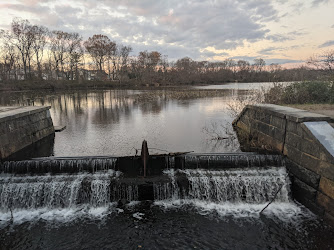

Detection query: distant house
xmin=9 ymin=69 xmax=25 ymax=80
xmin=79 ymin=69 xmax=109 ymax=81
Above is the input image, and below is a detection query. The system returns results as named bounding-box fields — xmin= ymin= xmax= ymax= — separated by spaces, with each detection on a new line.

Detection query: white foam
xmin=126 ymin=201 xmax=141 ymax=207
xmin=132 ymin=212 xmax=145 ymax=220
xmin=154 ymin=199 xmax=315 ymax=222
xmin=0 ymin=203 xmax=118 ymax=228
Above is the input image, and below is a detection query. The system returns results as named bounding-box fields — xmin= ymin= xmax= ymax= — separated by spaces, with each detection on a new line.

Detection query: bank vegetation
xmin=264 ymin=81 xmax=334 ymax=104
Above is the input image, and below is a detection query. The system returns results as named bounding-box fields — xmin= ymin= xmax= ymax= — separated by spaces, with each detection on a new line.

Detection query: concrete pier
xmin=0 ymin=106 xmax=55 ymax=159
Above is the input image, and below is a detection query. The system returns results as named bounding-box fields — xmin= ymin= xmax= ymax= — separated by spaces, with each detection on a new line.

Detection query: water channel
xmin=0 ymin=83 xmax=333 ymax=249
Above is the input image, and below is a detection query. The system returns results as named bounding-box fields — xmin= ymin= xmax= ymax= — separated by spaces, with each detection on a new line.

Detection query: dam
xmin=0 ymin=153 xmax=286 ymax=205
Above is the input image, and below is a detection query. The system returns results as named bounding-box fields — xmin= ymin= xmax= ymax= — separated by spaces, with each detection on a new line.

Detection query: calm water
xmin=195 ymin=81 xmax=292 ymax=90
xmin=0 ymin=88 xmax=242 ymax=157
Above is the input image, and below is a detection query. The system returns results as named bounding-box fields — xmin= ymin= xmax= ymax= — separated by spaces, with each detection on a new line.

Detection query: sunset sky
xmin=0 ymin=0 xmax=333 ymax=65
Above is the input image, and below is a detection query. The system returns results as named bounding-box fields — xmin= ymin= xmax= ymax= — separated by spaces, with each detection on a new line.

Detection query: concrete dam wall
xmin=0 ymin=153 xmax=289 ymax=209
xmin=0 ymin=106 xmax=55 ymax=159
xmin=233 ymin=104 xmax=334 ymax=225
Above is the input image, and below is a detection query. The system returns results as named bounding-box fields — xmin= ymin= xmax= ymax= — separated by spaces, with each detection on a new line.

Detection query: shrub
xmin=264 ymin=81 xmax=334 ymax=104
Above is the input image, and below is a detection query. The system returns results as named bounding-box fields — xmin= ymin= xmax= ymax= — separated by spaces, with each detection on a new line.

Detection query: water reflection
xmin=0 ymin=89 xmax=245 ymax=157
xmin=195 ymin=81 xmax=292 ymax=90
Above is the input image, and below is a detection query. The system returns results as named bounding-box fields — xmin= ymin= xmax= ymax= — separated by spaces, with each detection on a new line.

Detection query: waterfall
xmin=0 ymin=170 xmax=139 ymax=212
xmin=154 ymin=167 xmax=290 ymax=203
xmin=154 ymin=169 xmax=181 ymax=200
xmin=0 ymin=154 xmax=291 ymax=216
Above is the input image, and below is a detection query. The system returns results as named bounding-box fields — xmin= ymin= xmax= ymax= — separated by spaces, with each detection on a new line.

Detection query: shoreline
xmin=0 ymin=80 xmax=293 ymax=92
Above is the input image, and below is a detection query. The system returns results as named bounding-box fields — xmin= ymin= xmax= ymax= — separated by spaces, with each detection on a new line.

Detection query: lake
xmin=0 ymin=87 xmax=247 ymax=157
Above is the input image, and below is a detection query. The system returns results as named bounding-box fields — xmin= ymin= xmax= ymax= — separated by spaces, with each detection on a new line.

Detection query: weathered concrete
xmin=0 ymin=106 xmax=55 ymax=160
xmin=233 ymin=104 xmax=334 ymax=225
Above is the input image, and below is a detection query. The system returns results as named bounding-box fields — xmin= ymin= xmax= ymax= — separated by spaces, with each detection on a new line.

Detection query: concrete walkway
xmin=0 ymin=106 xmax=24 ymax=113
xmin=287 ymin=104 xmax=334 ymax=128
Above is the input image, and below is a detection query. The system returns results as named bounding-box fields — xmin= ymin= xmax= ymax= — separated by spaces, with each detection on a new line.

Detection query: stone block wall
xmin=233 ymin=104 xmax=334 ymax=225
xmin=0 ymin=106 xmax=55 ymax=159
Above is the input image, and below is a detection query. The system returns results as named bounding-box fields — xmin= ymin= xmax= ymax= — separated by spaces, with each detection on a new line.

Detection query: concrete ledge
xmin=0 ymin=106 xmax=51 ymax=123
xmin=249 ymin=104 xmax=332 ymax=122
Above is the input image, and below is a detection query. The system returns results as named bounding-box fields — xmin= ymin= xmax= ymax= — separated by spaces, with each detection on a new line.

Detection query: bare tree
xmin=10 ymin=18 xmax=36 ymax=79
xmin=137 ymin=50 xmax=162 ymax=83
xmin=237 ymin=60 xmax=251 ymax=81
xmin=84 ymin=34 xmax=116 ymax=74
xmin=66 ymin=32 xmax=83 ymax=80
xmin=0 ymin=30 xmax=18 ymax=80
xmin=31 ymin=25 xmax=48 ymax=79
xmin=253 ymin=58 xmax=266 ymax=72
xmin=307 ymin=50 xmax=334 ymax=72
xmin=50 ymin=30 xmax=71 ymax=79
xmin=116 ymin=45 xmax=132 ymax=83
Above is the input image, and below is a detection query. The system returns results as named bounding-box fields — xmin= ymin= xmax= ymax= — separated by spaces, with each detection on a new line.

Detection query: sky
xmin=0 ymin=0 xmax=333 ymax=65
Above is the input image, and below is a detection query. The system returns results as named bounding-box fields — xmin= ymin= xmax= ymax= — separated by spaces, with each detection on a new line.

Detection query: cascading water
xmin=0 ymin=154 xmax=307 ymax=223
xmin=152 ymin=166 xmax=301 ymax=220
xmin=0 ymin=170 xmax=139 ymax=212
xmin=154 ymin=167 xmax=290 ymax=203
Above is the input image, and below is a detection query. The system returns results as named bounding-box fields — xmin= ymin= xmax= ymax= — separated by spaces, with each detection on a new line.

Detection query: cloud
xmin=265 ymin=58 xmax=302 ymax=64
xmin=312 ymin=0 xmax=331 ymax=7
xmin=230 ymin=56 xmax=302 ymax=65
xmin=199 ymin=49 xmax=229 ymax=59
xmin=265 ymin=34 xmax=292 ymax=42
xmin=90 ymin=1 xmax=278 ymax=59
xmin=0 ymin=3 xmax=50 ymax=14
xmin=231 ymin=56 xmax=257 ymax=62
xmin=258 ymin=47 xmax=281 ymax=55
xmin=0 ymin=0 xmax=280 ymax=60
xmin=318 ymin=40 xmax=334 ymax=48
xmin=1 ymin=0 xmax=327 ymax=62
xmin=258 ymin=45 xmax=301 ymax=55
xmin=265 ymin=30 xmax=305 ymax=42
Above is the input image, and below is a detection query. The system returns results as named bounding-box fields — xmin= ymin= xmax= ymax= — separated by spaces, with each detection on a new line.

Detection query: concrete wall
xmin=0 ymin=106 xmax=55 ymax=159
xmin=233 ymin=104 xmax=334 ymax=225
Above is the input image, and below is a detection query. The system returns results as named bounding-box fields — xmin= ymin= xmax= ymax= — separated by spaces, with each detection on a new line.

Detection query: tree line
xmin=0 ymin=18 xmax=333 ymax=85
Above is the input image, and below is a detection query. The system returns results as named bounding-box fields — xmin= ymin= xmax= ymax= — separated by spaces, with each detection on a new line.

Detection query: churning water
xmin=154 ymin=168 xmax=289 ymax=203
